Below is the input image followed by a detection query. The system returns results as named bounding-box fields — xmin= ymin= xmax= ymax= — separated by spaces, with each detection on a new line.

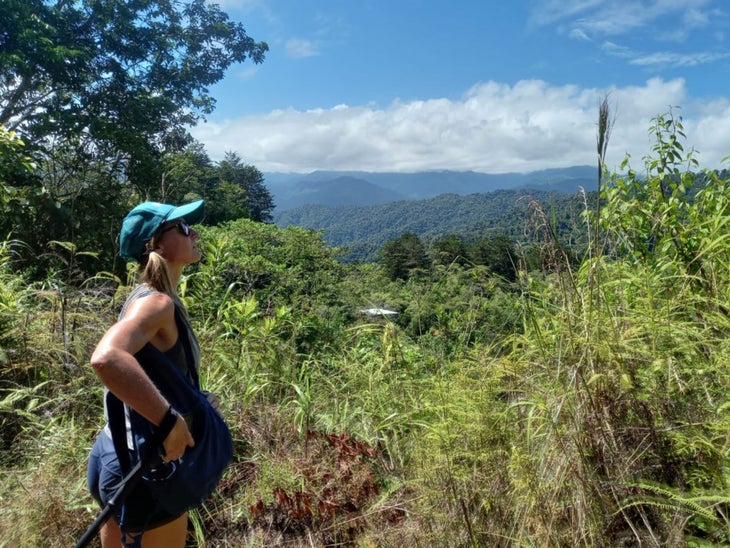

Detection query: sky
xmin=189 ymin=0 xmax=730 ymax=175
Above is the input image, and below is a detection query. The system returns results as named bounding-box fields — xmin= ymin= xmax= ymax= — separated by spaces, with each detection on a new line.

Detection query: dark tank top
xmin=162 ymin=336 xmax=189 ymax=379
xmin=121 ymin=284 xmax=198 ymax=379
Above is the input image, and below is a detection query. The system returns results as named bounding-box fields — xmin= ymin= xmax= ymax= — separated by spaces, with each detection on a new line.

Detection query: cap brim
xmin=165 ymin=199 xmax=205 ymax=225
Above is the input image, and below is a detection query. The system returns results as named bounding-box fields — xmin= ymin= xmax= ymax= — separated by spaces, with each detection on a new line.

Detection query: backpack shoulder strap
xmin=174 ymin=306 xmax=200 ymax=389
xmin=119 ymin=284 xmax=157 ymax=319
xmin=106 ymin=285 xmax=159 ymax=473
xmin=107 ymin=391 xmax=132 ymax=473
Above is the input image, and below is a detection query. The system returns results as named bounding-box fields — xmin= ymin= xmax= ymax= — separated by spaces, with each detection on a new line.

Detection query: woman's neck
xmin=167 ymin=263 xmax=183 ymax=286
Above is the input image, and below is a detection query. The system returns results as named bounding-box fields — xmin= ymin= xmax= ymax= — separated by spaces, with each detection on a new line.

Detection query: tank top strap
xmin=119 ymin=284 xmax=159 ymax=320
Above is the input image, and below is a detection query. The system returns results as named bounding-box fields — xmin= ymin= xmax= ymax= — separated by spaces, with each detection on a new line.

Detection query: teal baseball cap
xmin=119 ymin=199 xmax=205 ymax=262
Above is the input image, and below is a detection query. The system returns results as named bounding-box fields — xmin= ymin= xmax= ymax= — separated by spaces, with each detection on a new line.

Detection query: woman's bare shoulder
xmin=123 ymin=290 xmax=175 ymax=324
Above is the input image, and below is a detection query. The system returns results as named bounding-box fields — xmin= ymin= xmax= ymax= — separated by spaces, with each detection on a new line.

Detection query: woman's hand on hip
xmin=162 ymin=413 xmax=195 ymax=463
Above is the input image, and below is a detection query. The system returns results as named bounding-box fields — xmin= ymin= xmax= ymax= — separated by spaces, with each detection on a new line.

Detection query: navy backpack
xmin=105 ymin=305 xmax=233 ymax=525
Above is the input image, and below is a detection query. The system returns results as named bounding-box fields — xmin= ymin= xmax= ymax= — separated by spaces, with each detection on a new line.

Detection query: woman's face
xmin=154 ymin=220 xmax=202 ymax=265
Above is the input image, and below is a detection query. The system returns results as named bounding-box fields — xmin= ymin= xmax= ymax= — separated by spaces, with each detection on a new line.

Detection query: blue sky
xmin=190 ymin=0 xmax=730 ymax=174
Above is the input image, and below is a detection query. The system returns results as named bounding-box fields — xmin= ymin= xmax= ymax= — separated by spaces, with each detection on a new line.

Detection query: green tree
xmin=0 ymin=0 xmax=267 ymax=192
xmin=209 ymin=152 xmax=274 ymax=224
xmin=469 ymin=234 xmax=517 ymax=282
xmin=0 ymin=125 xmax=36 ymax=228
xmin=380 ymin=232 xmax=431 ymax=281
xmin=430 ymin=234 xmax=469 ymax=267
xmin=191 ymin=219 xmax=347 ymax=353
xmin=158 ymin=141 xmax=215 ymax=205
xmin=0 ymin=1 xmax=267 ymax=276
xmin=599 ymin=109 xmax=700 ymax=266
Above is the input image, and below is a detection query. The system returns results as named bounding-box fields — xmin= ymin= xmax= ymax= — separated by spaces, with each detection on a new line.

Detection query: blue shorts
xmin=87 ymin=430 xmax=182 ymax=534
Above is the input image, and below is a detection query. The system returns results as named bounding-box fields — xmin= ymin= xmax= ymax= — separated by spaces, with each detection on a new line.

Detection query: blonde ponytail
xmin=140 ymin=251 xmax=176 ymax=295
xmin=138 ymin=235 xmax=186 ymax=313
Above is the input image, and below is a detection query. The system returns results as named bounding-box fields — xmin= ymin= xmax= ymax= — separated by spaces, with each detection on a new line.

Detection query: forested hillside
xmin=271 ymin=175 xmax=407 ymax=210
xmin=274 ymin=188 xmax=590 ymax=262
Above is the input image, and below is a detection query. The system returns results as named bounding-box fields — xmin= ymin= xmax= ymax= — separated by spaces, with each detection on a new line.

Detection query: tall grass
xmin=404 ymin=112 xmax=730 ymax=546
xmin=0 ymin=241 xmax=116 ymax=545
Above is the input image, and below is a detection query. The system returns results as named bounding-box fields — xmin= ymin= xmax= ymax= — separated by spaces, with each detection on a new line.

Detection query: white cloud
xmin=569 ymin=28 xmax=591 ymax=41
xmin=630 ymin=50 xmax=730 ymax=66
xmin=601 ymin=40 xmax=633 ymax=57
xmin=235 ymin=65 xmax=260 ymax=79
xmin=531 ymin=0 xmax=720 ymax=40
xmin=190 ymin=78 xmax=730 ymax=174
xmin=688 ymin=99 xmax=730 ymax=164
xmin=528 ymin=0 xmax=605 ymax=28
xmin=683 ymin=7 xmax=711 ymax=27
xmin=284 ymin=38 xmax=319 ymax=58
xmin=601 ymin=39 xmax=729 ymax=68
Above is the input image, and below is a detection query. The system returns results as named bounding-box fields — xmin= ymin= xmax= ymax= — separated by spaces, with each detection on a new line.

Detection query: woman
xmin=87 ymin=199 xmax=209 ymax=547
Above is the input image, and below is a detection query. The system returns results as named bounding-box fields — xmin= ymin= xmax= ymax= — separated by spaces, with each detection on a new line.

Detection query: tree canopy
xmin=380 ymin=232 xmax=430 ymax=280
xmin=212 ymin=152 xmax=274 ymax=224
xmin=0 ymin=0 xmax=267 ymax=187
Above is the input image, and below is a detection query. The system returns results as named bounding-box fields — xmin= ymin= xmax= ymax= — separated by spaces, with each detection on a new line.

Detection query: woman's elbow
xmin=90 ymin=346 xmax=116 ymax=375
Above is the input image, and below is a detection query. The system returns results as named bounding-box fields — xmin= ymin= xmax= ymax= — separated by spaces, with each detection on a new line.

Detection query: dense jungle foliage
xmin=3 ymin=107 xmax=730 ymax=547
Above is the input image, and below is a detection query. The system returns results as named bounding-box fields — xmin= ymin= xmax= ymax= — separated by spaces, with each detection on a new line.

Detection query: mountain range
xmin=265 ymin=165 xmax=598 ymax=212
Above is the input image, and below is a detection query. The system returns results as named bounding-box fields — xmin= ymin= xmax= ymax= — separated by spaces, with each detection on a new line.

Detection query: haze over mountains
xmin=266 ymin=166 xmax=597 ymax=212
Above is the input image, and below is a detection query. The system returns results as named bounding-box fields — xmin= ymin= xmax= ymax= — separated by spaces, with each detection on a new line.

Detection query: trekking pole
xmin=75 ymin=449 xmax=163 ymax=548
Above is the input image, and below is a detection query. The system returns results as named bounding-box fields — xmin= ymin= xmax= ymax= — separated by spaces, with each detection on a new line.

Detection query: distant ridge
xmin=273 ymin=175 xmax=405 ymax=211
xmin=266 ymin=166 xmax=597 ymax=211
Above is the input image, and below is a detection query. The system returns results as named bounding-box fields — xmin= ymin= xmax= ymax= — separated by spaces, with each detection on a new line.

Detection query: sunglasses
xmin=160 ymin=220 xmax=192 ymax=237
